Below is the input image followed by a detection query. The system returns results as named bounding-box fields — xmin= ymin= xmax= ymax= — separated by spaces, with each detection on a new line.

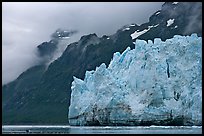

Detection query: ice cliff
xmin=68 ymin=34 xmax=202 ymax=126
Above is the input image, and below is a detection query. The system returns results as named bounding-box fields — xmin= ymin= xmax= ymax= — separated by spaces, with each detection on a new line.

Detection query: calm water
xmin=2 ymin=125 xmax=202 ymax=134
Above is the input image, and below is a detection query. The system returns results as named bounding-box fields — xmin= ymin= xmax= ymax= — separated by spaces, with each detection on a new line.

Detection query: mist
xmin=2 ymin=2 xmax=164 ymax=85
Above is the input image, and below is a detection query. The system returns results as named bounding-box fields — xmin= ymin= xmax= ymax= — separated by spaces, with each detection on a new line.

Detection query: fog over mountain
xmin=2 ymin=2 xmax=163 ymax=84
xmin=2 ymin=2 xmax=202 ymax=125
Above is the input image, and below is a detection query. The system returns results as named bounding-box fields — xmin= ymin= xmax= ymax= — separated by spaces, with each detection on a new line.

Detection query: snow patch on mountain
xmin=167 ymin=19 xmax=175 ymax=27
xmin=130 ymin=24 xmax=136 ymax=27
xmin=172 ymin=2 xmax=179 ymax=4
xmin=131 ymin=24 xmax=159 ymax=39
xmin=155 ymin=11 xmax=160 ymax=15
xmin=123 ymin=27 xmax=130 ymax=31
xmin=131 ymin=29 xmax=149 ymax=39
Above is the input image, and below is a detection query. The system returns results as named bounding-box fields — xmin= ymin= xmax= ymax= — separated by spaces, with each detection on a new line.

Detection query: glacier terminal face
xmin=68 ymin=34 xmax=202 ymax=126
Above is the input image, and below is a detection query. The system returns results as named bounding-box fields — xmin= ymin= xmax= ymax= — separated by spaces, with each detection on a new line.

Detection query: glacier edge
xmin=68 ymin=34 xmax=202 ymax=126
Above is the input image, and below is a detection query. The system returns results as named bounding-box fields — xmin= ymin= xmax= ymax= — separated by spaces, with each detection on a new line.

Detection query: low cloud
xmin=182 ymin=2 xmax=202 ymax=35
xmin=2 ymin=2 xmax=163 ymax=84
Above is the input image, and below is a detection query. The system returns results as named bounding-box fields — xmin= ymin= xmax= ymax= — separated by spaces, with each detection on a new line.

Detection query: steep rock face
xmin=69 ymin=34 xmax=202 ymax=126
xmin=37 ymin=40 xmax=58 ymax=62
xmin=126 ymin=2 xmax=202 ymax=41
xmin=37 ymin=29 xmax=78 ymax=63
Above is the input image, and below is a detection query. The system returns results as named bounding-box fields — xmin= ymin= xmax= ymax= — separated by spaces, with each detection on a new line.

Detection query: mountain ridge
xmin=2 ymin=2 xmax=202 ymax=124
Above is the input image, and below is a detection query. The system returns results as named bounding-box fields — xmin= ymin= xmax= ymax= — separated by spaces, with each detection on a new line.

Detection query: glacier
xmin=68 ymin=34 xmax=202 ymax=126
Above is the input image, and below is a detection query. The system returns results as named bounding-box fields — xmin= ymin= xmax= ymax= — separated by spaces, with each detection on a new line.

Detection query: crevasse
xmin=68 ymin=34 xmax=202 ymax=126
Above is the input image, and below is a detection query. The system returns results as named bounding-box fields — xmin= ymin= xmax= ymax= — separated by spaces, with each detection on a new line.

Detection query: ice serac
xmin=68 ymin=34 xmax=202 ymax=126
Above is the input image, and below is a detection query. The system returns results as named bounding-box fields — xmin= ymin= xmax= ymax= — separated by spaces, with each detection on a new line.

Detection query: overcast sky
xmin=2 ymin=2 xmax=164 ymax=85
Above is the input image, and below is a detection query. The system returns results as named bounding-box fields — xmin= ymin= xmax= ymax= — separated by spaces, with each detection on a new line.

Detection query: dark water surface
xmin=2 ymin=125 xmax=202 ymax=134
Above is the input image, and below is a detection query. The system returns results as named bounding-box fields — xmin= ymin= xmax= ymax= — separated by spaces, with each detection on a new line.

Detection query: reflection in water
xmin=2 ymin=125 xmax=202 ymax=134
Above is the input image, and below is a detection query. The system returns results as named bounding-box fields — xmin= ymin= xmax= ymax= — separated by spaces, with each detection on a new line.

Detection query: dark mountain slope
xmin=2 ymin=2 xmax=202 ymax=124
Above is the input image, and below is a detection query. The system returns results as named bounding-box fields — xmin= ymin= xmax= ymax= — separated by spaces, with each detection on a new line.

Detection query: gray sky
xmin=2 ymin=2 xmax=164 ymax=85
